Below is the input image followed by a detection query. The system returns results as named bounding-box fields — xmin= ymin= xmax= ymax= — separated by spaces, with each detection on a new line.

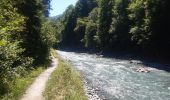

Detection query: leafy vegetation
xmin=44 ymin=50 xmax=87 ymax=100
xmin=0 ymin=0 xmax=56 ymax=97
xmin=1 ymin=67 xmax=46 ymax=100
xmin=54 ymin=0 xmax=170 ymax=58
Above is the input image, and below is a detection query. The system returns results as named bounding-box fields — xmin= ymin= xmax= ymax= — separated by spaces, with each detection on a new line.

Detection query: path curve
xmin=21 ymin=58 xmax=58 ymax=100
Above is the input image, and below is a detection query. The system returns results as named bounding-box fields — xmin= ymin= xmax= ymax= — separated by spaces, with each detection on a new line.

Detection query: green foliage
xmin=0 ymin=0 xmax=32 ymax=94
xmin=128 ymin=0 xmax=152 ymax=45
xmin=128 ymin=0 xmax=170 ymax=53
xmin=54 ymin=0 xmax=169 ymax=56
xmin=59 ymin=5 xmax=77 ymax=46
xmin=75 ymin=0 xmax=97 ymax=17
xmin=54 ymin=0 xmax=98 ymax=47
xmin=1 ymin=67 xmax=45 ymax=100
xmin=74 ymin=18 xmax=88 ymax=45
xmin=40 ymin=20 xmax=57 ymax=59
xmin=84 ymin=22 xmax=98 ymax=48
xmin=41 ymin=20 xmax=57 ymax=47
xmin=97 ymin=0 xmax=114 ymax=49
xmin=12 ymin=0 xmax=52 ymax=64
xmin=109 ymin=0 xmax=131 ymax=49
xmin=42 ymin=0 xmax=52 ymax=17
xmin=0 ymin=0 xmax=52 ymax=96
xmin=83 ymin=8 xmax=99 ymax=48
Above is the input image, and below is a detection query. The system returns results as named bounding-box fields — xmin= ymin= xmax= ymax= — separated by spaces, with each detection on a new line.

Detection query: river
xmin=57 ymin=50 xmax=170 ymax=100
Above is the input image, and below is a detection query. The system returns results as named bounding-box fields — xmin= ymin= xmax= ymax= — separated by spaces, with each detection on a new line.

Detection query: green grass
xmin=43 ymin=50 xmax=87 ymax=100
xmin=0 ymin=67 xmax=46 ymax=100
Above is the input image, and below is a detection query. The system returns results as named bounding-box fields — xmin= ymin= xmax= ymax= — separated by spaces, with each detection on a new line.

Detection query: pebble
xmin=83 ymin=81 xmax=103 ymax=100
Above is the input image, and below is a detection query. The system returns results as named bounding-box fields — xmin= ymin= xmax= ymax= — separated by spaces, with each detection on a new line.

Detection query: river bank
xmin=58 ymin=48 xmax=170 ymax=72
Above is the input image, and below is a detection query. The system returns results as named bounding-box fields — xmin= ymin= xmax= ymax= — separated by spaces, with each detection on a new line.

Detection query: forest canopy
xmin=53 ymin=0 xmax=170 ymax=57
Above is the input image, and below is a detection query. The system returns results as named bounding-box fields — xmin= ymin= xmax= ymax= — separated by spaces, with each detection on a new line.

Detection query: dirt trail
xmin=21 ymin=58 xmax=58 ymax=100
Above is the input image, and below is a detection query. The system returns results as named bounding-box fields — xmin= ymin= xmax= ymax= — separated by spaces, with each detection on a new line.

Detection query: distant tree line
xmin=53 ymin=0 xmax=169 ymax=57
xmin=0 ymin=0 xmax=56 ymax=94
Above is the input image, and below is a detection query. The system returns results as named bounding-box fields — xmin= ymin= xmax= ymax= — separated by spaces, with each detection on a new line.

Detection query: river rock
xmin=168 ymin=87 xmax=170 ymax=90
xmin=136 ymin=67 xmax=150 ymax=73
xmin=84 ymin=83 xmax=102 ymax=100
xmin=129 ymin=60 xmax=133 ymax=64
xmin=95 ymin=87 xmax=100 ymax=91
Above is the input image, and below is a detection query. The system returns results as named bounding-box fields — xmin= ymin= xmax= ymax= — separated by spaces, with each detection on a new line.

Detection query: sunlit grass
xmin=0 ymin=67 xmax=46 ymax=100
xmin=43 ymin=50 xmax=87 ymax=100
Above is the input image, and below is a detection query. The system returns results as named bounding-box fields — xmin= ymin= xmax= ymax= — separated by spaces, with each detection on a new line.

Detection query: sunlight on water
xmin=57 ymin=50 xmax=170 ymax=100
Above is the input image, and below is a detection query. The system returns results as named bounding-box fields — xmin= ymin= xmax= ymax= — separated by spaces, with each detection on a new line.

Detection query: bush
xmin=0 ymin=0 xmax=32 ymax=94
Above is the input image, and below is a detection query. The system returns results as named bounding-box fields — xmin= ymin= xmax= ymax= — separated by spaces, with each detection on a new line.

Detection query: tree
xmin=97 ymin=0 xmax=113 ymax=49
xmin=128 ymin=0 xmax=170 ymax=55
xmin=16 ymin=0 xmax=52 ymax=63
xmin=75 ymin=0 xmax=97 ymax=17
xmin=0 ymin=0 xmax=52 ymax=94
xmin=40 ymin=20 xmax=57 ymax=58
xmin=128 ymin=0 xmax=151 ymax=46
xmin=74 ymin=18 xmax=88 ymax=46
xmin=0 ymin=0 xmax=32 ymax=93
xmin=42 ymin=0 xmax=52 ymax=17
xmin=60 ymin=5 xmax=77 ymax=46
xmin=54 ymin=0 xmax=170 ymax=58
xmin=109 ymin=0 xmax=131 ymax=49
xmin=84 ymin=8 xmax=99 ymax=48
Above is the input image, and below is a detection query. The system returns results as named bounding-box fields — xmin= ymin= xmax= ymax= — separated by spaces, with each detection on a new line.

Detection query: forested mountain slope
xmin=54 ymin=0 xmax=170 ymax=58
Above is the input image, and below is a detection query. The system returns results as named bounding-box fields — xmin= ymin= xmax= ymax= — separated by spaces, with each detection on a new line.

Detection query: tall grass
xmin=0 ymin=66 xmax=47 ymax=100
xmin=44 ymin=50 xmax=87 ymax=100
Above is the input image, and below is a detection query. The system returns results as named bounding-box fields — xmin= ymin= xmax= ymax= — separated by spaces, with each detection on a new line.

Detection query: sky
xmin=50 ymin=0 xmax=78 ymax=17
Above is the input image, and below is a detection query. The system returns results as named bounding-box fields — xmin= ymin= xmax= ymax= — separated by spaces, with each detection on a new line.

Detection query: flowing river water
xmin=57 ymin=50 xmax=170 ymax=100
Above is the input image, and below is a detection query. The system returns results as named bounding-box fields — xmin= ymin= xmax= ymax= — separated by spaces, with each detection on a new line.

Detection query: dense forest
xmin=0 ymin=0 xmax=56 ymax=95
xmin=53 ymin=0 xmax=170 ymax=58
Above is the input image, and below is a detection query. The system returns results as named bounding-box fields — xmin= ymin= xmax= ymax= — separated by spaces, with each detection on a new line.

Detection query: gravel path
xmin=21 ymin=58 xmax=58 ymax=100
